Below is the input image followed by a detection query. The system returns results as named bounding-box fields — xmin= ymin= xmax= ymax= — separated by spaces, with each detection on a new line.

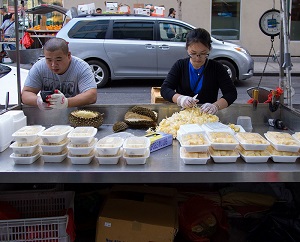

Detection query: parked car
xmin=56 ymin=14 xmax=254 ymax=88
xmin=0 ymin=64 xmax=29 ymax=106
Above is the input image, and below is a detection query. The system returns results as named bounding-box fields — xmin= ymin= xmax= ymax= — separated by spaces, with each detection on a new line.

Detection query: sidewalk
xmin=6 ymin=56 xmax=300 ymax=76
xmin=253 ymin=56 xmax=300 ymax=76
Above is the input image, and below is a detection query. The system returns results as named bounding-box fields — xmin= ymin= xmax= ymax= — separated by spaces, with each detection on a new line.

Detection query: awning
xmin=25 ymin=4 xmax=68 ymax=15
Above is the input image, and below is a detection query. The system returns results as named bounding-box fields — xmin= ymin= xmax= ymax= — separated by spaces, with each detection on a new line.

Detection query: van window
xmin=112 ymin=22 xmax=154 ymax=40
xmin=159 ymin=22 xmax=191 ymax=42
xmin=68 ymin=20 xmax=109 ymax=39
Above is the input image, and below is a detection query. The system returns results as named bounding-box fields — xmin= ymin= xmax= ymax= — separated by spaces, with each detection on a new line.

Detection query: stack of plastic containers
xmin=236 ymin=132 xmax=270 ymax=163
xmin=39 ymin=125 xmax=73 ymax=163
xmin=123 ymin=136 xmax=151 ymax=165
xmin=10 ymin=125 xmax=45 ymax=164
xmin=67 ymin=126 xmax=97 ymax=164
xmin=264 ymin=131 xmax=300 ymax=162
xmin=95 ymin=136 xmax=124 ymax=164
xmin=206 ymin=131 xmax=240 ymax=163
xmin=177 ymin=124 xmax=210 ymax=164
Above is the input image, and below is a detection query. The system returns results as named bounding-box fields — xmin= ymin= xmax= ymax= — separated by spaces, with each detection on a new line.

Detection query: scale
xmin=248 ymin=8 xmax=281 ymax=112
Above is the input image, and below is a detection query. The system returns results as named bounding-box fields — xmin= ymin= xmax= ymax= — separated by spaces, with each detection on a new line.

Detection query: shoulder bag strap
xmin=3 ymin=21 xmax=15 ymax=33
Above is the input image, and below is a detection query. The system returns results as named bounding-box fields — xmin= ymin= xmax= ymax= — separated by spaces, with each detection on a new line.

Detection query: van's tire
xmin=87 ymin=60 xmax=109 ymax=88
xmin=218 ymin=59 xmax=237 ymax=83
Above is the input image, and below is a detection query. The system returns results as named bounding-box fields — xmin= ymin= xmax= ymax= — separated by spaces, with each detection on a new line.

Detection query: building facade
xmin=61 ymin=0 xmax=299 ymax=56
xmin=0 ymin=0 xmax=298 ymax=56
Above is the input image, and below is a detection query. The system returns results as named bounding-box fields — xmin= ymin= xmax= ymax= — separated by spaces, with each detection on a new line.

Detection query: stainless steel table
xmin=1 ymin=103 xmax=300 ymax=184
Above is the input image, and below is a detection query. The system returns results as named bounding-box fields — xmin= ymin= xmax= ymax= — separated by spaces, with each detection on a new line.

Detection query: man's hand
xmin=48 ymin=90 xmax=68 ymax=109
xmin=36 ymin=96 xmax=52 ymax=110
xmin=200 ymin=103 xmax=218 ymax=114
xmin=177 ymin=95 xmax=199 ymax=109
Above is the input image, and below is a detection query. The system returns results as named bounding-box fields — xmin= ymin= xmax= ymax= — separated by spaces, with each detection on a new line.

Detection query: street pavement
xmin=7 ymin=56 xmax=300 ymax=76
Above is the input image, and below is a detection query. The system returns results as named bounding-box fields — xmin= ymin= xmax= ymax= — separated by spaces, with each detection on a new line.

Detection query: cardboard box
xmin=133 ymin=8 xmax=150 ymax=16
xmin=78 ymin=3 xmax=96 ymax=15
xmin=146 ymin=132 xmax=173 ymax=153
xmin=106 ymin=2 xmax=118 ymax=13
xmin=96 ymin=185 xmax=178 ymax=242
xmin=151 ymin=87 xmax=168 ymax=103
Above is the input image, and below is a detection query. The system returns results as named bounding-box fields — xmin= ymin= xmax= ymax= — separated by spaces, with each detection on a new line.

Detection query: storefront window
xmin=291 ymin=0 xmax=300 ymax=40
xmin=211 ymin=0 xmax=241 ymax=40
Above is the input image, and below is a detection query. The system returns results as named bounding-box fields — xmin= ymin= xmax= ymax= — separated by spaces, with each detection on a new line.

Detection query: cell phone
xmin=40 ymin=90 xmax=54 ymax=102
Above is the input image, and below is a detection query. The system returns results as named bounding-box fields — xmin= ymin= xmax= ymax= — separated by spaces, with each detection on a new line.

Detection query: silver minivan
xmin=57 ymin=14 xmax=254 ymax=88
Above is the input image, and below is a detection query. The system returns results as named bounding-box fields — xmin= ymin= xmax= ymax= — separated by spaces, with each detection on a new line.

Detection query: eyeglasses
xmin=188 ymin=53 xmax=209 ymax=59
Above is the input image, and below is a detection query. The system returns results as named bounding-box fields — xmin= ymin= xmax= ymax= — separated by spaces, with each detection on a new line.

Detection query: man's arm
xmin=21 ymin=86 xmax=40 ymax=106
xmin=66 ymin=88 xmax=97 ymax=107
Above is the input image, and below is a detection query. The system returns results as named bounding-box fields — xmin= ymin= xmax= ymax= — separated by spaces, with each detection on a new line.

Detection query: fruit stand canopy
xmin=25 ymin=4 xmax=68 ymax=15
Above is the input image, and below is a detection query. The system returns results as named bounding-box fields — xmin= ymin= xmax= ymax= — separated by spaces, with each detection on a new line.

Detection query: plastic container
xmin=39 ymin=125 xmax=73 ymax=143
xmin=0 ymin=191 xmax=74 ymax=242
xmin=267 ymin=145 xmax=300 ymax=163
xmin=67 ymin=126 xmax=97 ymax=144
xmin=96 ymin=136 xmax=124 ymax=156
xmin=123 ymin=136 xmax=151 ymax=156
xmin=206 ymin=131 xmax=239 ymax=150
xmin=68 ymin=138 xmax=97 ymax=155
xmin=0 ymin=114 xmax=14 ymax=152
xmin=41 ymin=148 xmax=68 ymax=163
xmin=201 ymin=122 xmax=233 ymax=133
xmin=96 ymin=149 xmax=123 ymax=165
xmin=209 ymin=147 xmax=239 ymax=163
xmin=237 ymin=146 xmax=270 ymax=163
xmin=10 ymin=148 xmax=41 ymax=165
xmin=235 ymin=132 xmax=270 ymax=150
xmin=123 ymin=148 xmax=150 ymax=165
xmin=180 ymin=147 xmax=210 ymax=165
xmin=2 ymin=110 xmax=27 ymax=133
xmin=180 ymin=133 xmax=210 ymax=152
xmin=264 ymin=132 xmax=300 ymax=152
xmin=236 ymin=116 xmax=253 ymax=132
xmin=10 ymin=138 xmax=41 ymax=155
xmin=12 ymin=125 xmax=45 ymax=143
xmin=68 ymin=150 xmax=95 ymax=165
xmin=40 ymin=138 xmax=69 ymax=153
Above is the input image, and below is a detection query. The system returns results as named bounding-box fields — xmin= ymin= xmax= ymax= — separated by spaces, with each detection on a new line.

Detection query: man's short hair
xmin=43 ymin=38 xmax=69 ymax=55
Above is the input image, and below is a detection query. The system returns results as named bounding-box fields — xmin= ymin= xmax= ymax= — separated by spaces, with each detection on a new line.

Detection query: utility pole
xmin=177 ymin=0 xmax=182 ymax=20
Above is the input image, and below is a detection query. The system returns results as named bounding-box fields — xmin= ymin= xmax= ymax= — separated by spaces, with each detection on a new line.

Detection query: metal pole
xmin=14 ymin=0 xmax=22 ymax=107
xmin=281 ymin=0 xmax=292 ymax=107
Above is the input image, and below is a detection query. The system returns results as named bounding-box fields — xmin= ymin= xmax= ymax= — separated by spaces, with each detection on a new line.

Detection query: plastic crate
xmin=0 ymin=191 xmax=74 ymax=242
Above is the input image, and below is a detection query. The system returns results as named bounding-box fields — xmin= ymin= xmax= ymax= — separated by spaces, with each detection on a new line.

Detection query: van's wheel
xmin=87 ymin=60 xmax=109 ymax=88
xmin=218 ymin=60 xmax=237 ymax=83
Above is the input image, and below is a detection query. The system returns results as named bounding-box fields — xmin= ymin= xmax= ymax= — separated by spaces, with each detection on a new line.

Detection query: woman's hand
xmin=201 ymin=103 xmax=218 ymax=114
xmin=177 ymin=95 xmax=199 ymax=108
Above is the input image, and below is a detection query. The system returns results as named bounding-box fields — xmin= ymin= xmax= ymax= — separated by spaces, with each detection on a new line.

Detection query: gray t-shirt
xmin=24 ymin=56 xmax=97 ymax=97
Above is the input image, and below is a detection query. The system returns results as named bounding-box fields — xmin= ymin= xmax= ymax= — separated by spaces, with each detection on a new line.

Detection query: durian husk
xmin=69 ymin=110 xmax=103 ymax=128
xmin=130 ymin=106 xmax=158 ymax=121
xmin=113 ymin=121 xmax=128 ymax=132
xmin=124 ymin=111 xmax=156 ymax=128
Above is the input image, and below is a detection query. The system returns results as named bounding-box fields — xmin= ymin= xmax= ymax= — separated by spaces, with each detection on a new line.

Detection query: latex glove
xmin=48 ymin=90 xmax=68 ymax=109
xmin=36 ymin=96 xmax=52 ymax=111
xmin=177 ymin=95 xmax=199 ymax=109
xmin=201 ymin=103 xmax=218 ymax=114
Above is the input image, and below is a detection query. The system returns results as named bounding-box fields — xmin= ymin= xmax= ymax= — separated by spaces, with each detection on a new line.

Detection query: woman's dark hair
xmin=186 ymin=28 xmax=212 ymax=50
xmin=168 ymin=8 xmax=175 ymax=16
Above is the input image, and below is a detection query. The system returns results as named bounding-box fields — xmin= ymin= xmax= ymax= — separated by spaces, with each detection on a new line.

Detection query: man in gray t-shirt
xmin=22 ymin=38 xmax=97 ymax=110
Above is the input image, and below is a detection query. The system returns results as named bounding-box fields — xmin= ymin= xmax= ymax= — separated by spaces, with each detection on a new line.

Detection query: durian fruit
xmin=130 ymin=106 xmax=158 ymax=121
xmin=113 ymin=121 xmax=128 ymax=132
xmin=124 ymin=111 xmax=156 ymax=128
xmin=69 ymin=110 xmax=103 ymax=128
